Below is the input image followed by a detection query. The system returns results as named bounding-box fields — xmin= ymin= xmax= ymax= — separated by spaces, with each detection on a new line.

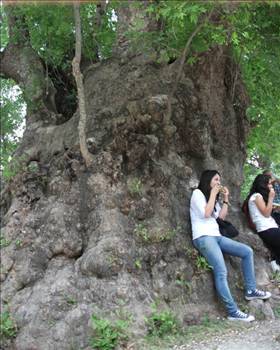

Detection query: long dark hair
xmin=247 ymin=174 xmax=271 ymax=204
xmin=198 ymin=170 xmax=220 ymax=202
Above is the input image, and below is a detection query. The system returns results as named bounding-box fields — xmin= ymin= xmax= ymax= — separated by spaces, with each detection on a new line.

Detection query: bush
xmin=90 ymin=315 xmax=128 ymax=350
xmin=145 ymin=308 xmax=179 ymax=337
xmin=0 ymin=310 xmax=17 ymax=340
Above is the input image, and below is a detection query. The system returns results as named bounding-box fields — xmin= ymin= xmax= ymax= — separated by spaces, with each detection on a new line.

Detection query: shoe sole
xmin=245 ymin=294 xmax=271 ymax=301
xmin=227 ymin=316 xmax=255 ymax=322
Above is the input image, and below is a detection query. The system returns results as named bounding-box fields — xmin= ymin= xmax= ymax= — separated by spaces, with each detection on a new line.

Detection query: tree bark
xmin=164 ymin=9 xmax=214 ymax=131
xmin=72 ymin=2 xmax=94 ymax=169
xmin=114 ymin=0 xmax=159 ymax=58
xmin=91 ymin=0 xmax=107 ymax=60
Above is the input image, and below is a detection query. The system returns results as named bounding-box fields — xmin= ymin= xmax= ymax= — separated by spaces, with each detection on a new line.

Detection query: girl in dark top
xmin=246 ymin=174 xmax=280 ymax=272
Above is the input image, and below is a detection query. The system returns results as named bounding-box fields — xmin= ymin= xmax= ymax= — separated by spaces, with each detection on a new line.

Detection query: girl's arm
xmin=205 ymin=185 xmax=220 ymax=218
xmin=218 ymin=187 xmax=229 ymax=220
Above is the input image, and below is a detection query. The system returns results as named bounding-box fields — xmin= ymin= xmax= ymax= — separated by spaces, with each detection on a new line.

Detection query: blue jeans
xmin=193 ymin=235 xmax=256 ymax=314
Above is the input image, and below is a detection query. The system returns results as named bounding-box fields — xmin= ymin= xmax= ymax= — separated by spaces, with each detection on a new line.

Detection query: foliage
xmin=175 ymin=276 xmax=192 ymax=293
xmin=0 ymin=79 xmax=25 ymax=177
xmin=0 ymin=235 xmax=11 ymax=248
xmin=134 ymin=259 xmax=142 ymax=269
xmin=134 ymin=1 xmax=217 ymax=62
xmin=8 ymin=4 xmax=116 ymax=68
xmin=0 ymin=309 xmax=17 ymax=340
xmin=64 ymin=295 xmax=77 ymax=306
xmin=128 ymin=178 xmax=143 ymax=196
xmin=0 ymin=5 xmax=9 ymax=48
xmin=90 ymin=315 xmax=128 ymax=350
xmin=134 ymin=223 xmax=180 ymax=243
xmin=195 ymin=255 xmax=212 ymax=272
xmin=1 ymin=154 xmax=29 ymax=181
xmin=145 ymin=305 xmax=179 ymax=337
xmin=270 ymin=271 xmax=280 ymax=284
xmin=134 ymin=223 xmax=150 ymax=242
xmin=228 ymin=3 xmax=280 ymax=171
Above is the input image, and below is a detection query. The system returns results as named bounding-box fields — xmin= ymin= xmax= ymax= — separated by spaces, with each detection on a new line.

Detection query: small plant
xmin=128 ymin=178 xmax=143 ymax=196
xmin=271 ymin=271 xmax=280 ymax=284
xmin=0 ymin=310 xmax=17 ymax=340
xmin=0 ymin=236 xmax=11 ymax=249
xmin=64 ymin=295 xmax=77 ymax=305
xmin=28 ymin=161 xmax=40 ymax=173
xmin=145 ymin=306 xmax=179 ymax=337
xmin=175 ymin=277 xmax=192 ymax=293
xmin=134 ymin=223 xmax=149 ymax=242
xmin=195 ymin=255 xmax=212 ymax=272
xmin=274 ymin=306 xmax=280 ymax=318
xmin=90 ymin=315 xmax=128 ymax=350
xmin=15 ymin=240 xmax=22 ymax=248
xmin=156 ymin=226 xmax=181 ymax=242
xmin=134 ymin=259 xmax=142 ymax=269
xmin=107 ymin=254 xmax=118 ymax=267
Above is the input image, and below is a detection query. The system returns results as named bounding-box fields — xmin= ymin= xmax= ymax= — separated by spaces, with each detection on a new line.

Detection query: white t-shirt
xmin=190 ymin=189 xmax=221 ymax=240
xmin=248 ymin=193 xmax=278 ymax=232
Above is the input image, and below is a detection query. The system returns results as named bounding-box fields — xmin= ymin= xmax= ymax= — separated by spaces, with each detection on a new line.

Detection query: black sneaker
xmin=245 ymin=289 xmax=271 ymax=301
xmin=227 ymin=310 xmax=255 ymax=322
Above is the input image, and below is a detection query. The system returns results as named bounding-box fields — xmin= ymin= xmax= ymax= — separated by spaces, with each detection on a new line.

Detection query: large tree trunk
xmin=113 ymin=0 xmax=160 ymax=60
xmin=0 ymin=3 xmax=277 ymax=350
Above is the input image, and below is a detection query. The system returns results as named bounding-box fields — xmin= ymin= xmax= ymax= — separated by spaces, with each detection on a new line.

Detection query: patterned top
xmin=274 ymin=181 xmax=280 ymax=205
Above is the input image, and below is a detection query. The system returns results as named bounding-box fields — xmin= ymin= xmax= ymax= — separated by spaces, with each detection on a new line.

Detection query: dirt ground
xmin=171 ymin=319 xmax=280 ymax=350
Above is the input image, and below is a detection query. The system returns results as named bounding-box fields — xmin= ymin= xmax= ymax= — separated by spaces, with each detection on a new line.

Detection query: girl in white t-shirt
xmin=247 ymin=174 xmax=280 ymax=271
xmin=190 ymin=170 xmax=271 ymax=322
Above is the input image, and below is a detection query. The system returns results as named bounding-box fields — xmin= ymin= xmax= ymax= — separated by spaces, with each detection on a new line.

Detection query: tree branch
xmin=72 ymin=2 xmax=94 ymax=169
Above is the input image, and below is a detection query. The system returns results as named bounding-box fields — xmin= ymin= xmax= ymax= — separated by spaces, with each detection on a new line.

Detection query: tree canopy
xmin=1 ymin=1 xmax=279 ymax=183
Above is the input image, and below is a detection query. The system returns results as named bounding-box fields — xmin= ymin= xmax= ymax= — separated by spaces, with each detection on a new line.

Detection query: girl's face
xmin=268 ymin=179 xmax=273 ymax=190
xmin=210 ymin=174 xmax=221 ymax=188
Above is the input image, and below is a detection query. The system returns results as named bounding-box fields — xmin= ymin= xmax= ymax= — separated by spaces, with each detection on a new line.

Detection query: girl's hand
xmin=222 ymin=186 xmax=230 ymax=197
xmin=211 ymin=184 xmax=221 ymax=196
xmin=269 ymin=187 xmax=275 ymax=199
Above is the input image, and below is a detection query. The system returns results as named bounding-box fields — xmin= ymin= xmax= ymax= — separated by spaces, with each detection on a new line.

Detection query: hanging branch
xmin=72 ymin=2 xmax=94 ymax=168
xmin=164 ymin=9 xmax=214 ymax=129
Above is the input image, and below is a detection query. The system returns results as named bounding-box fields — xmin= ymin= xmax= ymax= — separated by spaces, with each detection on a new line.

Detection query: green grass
xmin=145 ymin=309 xmax=179 ymax=337
xmin=0 ymin=310 xmax=17 ymax=340
xmin=195 ymin=255 xmax=212 ymax=272
xmin=0 ymin=236 xmax=11 ymax=249
xmin=90 ymin=315 xmax=129 ymax=350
